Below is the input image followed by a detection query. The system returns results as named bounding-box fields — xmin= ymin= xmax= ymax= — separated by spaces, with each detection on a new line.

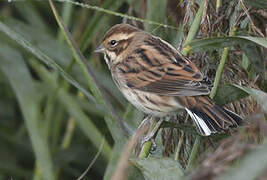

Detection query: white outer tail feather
xmin=185 ymin=108 xmax=211 ymax=136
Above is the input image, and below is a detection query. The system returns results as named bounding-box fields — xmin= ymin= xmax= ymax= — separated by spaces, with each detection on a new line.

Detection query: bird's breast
xmin=120 ymin=87 xmax=183 ymax=117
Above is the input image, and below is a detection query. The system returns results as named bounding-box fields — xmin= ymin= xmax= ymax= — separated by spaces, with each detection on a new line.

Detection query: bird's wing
xmin=116 ymin=37 xmax=210 ymax=96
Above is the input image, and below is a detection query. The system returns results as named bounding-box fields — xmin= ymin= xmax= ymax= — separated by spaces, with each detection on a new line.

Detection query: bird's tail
xmin=183 ymin=96 xmax=242 ymax=136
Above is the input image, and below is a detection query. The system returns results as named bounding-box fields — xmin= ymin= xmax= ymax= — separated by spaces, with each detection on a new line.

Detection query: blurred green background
xmin=0 ymin=0 xmax=266 ymax=180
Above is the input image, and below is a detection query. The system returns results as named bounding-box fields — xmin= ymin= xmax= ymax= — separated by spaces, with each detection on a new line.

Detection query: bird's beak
xmin=94 ymin=44 xmax=105 ymax=53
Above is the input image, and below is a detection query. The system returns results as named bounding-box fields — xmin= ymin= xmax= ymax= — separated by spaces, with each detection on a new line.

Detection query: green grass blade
xmin=237 ymin=36 xmax=267 ymax=48
xmin=186 ymin=136 xmax=201 ymax=172
xmin=0 ymin=162 xmax=31 ymax=179
xmin=55 ymin=0 xmax=178 ymax=46
xmin=189 ymin=35 xmax=265 ymax=78
xmin=103 ymin=139 xmax=126 ymax=180
xmin=209 ymin=46 xmax=230 ymax=99
xmin=0 ymin=20 xmax=96 ymax=103
xmin=132 ymin=157 xmax=184 ymax=180
xmin=213 ymin=84 xmax=249 ymax=105
xmin=188 ymin=36 xmax=267 ymax=51
xmin=57 ymin=2 xmax=73 ymax=42
xmin=243 ymin=0 xmax=267 ymax=9
xmin=31 ymin=60 xmax=112 ymax=160
xmin=0 ymin=45 xmax=55 ymax=180
xmin=14 ymin=2 xmax=48 ymax=31
xmin=145 ymin=0 xmax=167 ymax=33
xmin=49 ymin=0 xmax=131 ymax=137
xmin=234 ymin=85 xmax=267 ymax=113
xmin=79 ymin=0 xmax=125 ymax=51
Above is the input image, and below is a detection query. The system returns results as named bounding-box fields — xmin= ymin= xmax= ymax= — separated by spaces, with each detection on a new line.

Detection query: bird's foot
xmin=140 ymin=118 xmax=164 ymax=152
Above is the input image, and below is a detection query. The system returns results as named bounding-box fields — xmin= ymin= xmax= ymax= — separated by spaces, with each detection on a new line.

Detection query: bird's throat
xmin=104 ymin=54 xmax=111 ymax=69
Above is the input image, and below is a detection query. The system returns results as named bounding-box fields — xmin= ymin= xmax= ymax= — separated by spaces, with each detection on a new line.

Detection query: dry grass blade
xmin=239 ymin=0 xmax=265 ymax=37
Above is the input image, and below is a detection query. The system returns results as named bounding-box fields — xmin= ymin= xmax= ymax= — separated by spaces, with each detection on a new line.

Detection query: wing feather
xmin=116 ymin=36 xmax=211 ymax=96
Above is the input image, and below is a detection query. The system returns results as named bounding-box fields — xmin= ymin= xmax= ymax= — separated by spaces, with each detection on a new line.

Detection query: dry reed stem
xmin=111 ymin=119 xmax=151 ymax=180
xmin=239 ymin=0 xmax=265 ymax=37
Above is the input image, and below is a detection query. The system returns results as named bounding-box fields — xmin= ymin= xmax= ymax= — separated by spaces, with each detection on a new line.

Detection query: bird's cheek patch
xmin=107 ymin=52 xmax=117 ymax=62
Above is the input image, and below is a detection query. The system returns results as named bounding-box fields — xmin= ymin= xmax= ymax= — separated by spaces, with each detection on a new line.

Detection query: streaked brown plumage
xmin=95 ymin=24 xmax=242 ymax=136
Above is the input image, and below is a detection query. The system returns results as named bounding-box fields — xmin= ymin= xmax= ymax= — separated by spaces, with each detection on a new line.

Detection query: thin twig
xmin=201 ymin=0 xmax=208 ymax=24
xmin=77 ymin=138 xmax=105 ymax=180
xmin=61 ymin=117 xmax=75 ymax=149
xmin=55 ymin=0 xmax=179 ymax=30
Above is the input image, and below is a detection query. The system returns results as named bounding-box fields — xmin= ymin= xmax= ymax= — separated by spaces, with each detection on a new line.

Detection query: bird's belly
xmin=121 ymin=88 xmax=183 ymax=117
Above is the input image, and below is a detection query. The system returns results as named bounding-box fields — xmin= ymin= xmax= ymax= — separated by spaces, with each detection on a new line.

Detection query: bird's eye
xmin=110 ymin=40 xmax=117 ymax=46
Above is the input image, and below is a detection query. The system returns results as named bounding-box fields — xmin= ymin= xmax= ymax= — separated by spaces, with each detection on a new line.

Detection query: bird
xmin=95 ymin=23 xmax=242 ymax=136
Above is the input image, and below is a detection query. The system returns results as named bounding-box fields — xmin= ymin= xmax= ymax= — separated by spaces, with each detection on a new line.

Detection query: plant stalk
xmin=182 ymin=0 xmax=207 ymax=56
xmin=186 ymin=135 xmax=201 ymax=172
xmin=216 ymin=0 xmax=221 ymax=13
xmin=210 ymin=28 xmax=236 ymax=99
xmin=174 ymin=114 xmax=189 ymax=161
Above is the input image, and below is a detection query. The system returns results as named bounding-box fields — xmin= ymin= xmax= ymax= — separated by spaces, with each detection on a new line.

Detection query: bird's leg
xmin=136 ymin=115 xmax=152 ymax=131
xmin=141 ymin=117 xmax=164 ymax=149
xmin=150 ymin=138 xmax=157 ymax=153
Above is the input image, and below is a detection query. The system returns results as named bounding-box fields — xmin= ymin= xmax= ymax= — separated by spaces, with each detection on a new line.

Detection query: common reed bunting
xmin=95 ymin=24 xmax=242 ymax=136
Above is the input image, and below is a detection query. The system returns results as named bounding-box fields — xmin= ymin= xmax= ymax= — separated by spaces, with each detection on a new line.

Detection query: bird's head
xmin=95 ymin=24 xmax=141 ymax=68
